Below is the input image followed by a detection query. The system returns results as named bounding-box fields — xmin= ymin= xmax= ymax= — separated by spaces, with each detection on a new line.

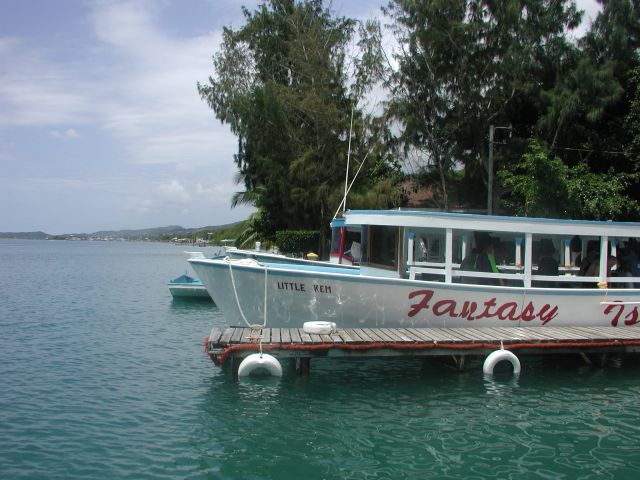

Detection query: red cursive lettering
xmin=538 ymin=304 xmax=559 ymax=325
xmin=459 ymin=301 xmax=478 ymax=321
xmin=407 ymin=289 xmax=560 ymax=325
xmin=408 ymin=290 xmax=434 ymax=317
xmin=604 ymin=302 xmax=640 ymax=326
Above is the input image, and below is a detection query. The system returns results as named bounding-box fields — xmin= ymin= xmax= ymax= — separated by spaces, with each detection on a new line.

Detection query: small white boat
xmin=190 ymin=210 xmax=640 ymax=328
xmin=167 ymin=273 xmax=212 ymax=300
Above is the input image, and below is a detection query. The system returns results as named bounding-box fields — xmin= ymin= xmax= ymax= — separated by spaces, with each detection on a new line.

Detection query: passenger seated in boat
xmin=534 ymin=240 xmax=559 ymax=287
xmin=577 ymin=241 xmax=599 ymax=276
xmin=349 ymin=241 xmax=361 ymax=263
xmin=583 ymin=255 xmax=620 ymax=287
xmin=569 ymin=235 xmax=582 ymax=266
xmin=473 ymin=234 xmax=501 ymax=285
xmin=621 ymin=239 xmax=640 ymax=287
xmin=458 ymin=249 xmax=478 ymax=284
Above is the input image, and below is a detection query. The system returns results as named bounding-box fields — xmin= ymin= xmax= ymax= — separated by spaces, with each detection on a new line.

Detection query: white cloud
xmin=126 ymin=195 xmax=154 ymax=215
xmin=0 ymin=0 xmax=228 ymax=167
xmin=49 ymin=128 xmax=80 ymax=140
xmin=157 ymin=179 xmax=190 ymax=202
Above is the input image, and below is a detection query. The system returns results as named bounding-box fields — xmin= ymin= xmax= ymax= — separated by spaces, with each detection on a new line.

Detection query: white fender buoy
xmin=237 ymin=353 xmax=282 ymax=377
xmin=483 ymin=350 xmax=521 ymax=376
xmin=303 ymin=321 xmax=336 ymax=335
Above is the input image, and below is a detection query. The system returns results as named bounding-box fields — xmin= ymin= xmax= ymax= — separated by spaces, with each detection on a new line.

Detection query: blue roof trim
xmin=345 ymin=209 xmax=640 ymax=228
xmin=330 ymin=217 xmax=345 ymax=228
xmin=264 ymin=262 xmax=358 ymax=276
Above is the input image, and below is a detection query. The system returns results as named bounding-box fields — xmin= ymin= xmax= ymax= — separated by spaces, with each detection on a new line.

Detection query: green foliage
xmin=197 ymin=0 xmax=640 ymax=225
xmin=626 ymin=66 xmax=640 ymax=167
xmin=566 ymin=163 xmax=639 ymax=220
xmin=499 ymin=140 xmax=639 ymax=220
xmin=275 ymin=230 xmax=320 ymax=255
xmin=198 ymin=0 xmax=399 ymax=252
xmin=384 ymin=0 xmax=640 ymax=216
xmin=384 ymin=0 xmax=582 ymax=209
xmin=499 ymin=141 xmax=571 ymax=217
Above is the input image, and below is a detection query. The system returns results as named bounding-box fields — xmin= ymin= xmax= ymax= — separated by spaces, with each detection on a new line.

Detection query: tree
xmin=626 ymin=66 xmax=640 ymax=165
xmin=564 ymin=0 xmax=640 ymax=173
xmin=384 ymin=0 xmax=582 ymax=210
xmin=198 ymin=0 xmax=399 ymax=254
xmin=499 ymin=140 xmax=639 ymax=219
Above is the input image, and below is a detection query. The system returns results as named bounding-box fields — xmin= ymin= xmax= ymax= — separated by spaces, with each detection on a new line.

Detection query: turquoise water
xmin=2 ymin=239 xmax=640 ymax=479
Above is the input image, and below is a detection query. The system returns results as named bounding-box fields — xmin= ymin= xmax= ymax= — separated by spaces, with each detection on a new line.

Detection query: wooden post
xmin=298 ymin=357 xmax=311 ymax=375
xmin=231 ymin=356 xmax=242 ymax=378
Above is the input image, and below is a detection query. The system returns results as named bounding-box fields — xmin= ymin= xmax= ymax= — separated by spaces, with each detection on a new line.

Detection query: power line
xmin=549 ymin=146 xmax=631 ymax=156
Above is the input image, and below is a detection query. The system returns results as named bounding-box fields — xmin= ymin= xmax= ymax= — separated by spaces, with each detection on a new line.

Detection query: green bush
xmin=275 ymin=230 xmax=319 ymax=256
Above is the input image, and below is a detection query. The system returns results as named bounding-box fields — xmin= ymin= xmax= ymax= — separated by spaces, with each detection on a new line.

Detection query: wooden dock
xmin=205 ymin=326 xmax=640 ymax=375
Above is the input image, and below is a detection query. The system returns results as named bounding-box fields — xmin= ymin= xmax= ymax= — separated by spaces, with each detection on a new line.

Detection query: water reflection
xmin=483 ymin=374 xmax=520 ymax=394
xmin=169 ymin=297 xmax=215 ymax=309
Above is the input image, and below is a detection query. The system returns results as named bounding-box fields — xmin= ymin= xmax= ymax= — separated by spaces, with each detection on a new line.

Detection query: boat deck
xmin=205 ymin=325 xmax=640 ymax=375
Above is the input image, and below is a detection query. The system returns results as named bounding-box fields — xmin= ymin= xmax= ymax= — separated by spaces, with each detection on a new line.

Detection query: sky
xmin=0 ymin=0 xmax=601 ymax=235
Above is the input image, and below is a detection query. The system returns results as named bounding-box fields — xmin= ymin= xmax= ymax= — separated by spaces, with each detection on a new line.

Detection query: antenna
xmin=341 ymin=109 xmax=354 ymax=214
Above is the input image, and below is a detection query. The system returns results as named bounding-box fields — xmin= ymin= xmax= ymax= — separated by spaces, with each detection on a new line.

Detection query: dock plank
xmin=370 ymin=328 xmax=395 ymax=342
xmin=336 ymin=329 xmax=355 ymax=343
xmin=219 ymin=328 xmax=235 ymax=345
xmin=489 ymin=327 xmax=534 ymax=341
xmin=413 ymin=328 xmax=451 ymax=342
xmin=455 ymin=327 xmax=501 ymax=342
xmin=439 ymin=328 xmax=474 ymax=342
xmin=387 ymin=328 xmax=415 ymax=342
xmin=355 ymin=328 xmax=380 ymax=343
xmin=411 ymin=328 xmax=441 ymax=342
xmin=343 ymin=329 xmax=367 ymax=343
xmin=299 ymin=329 xmax=313 ymax=343
xmin=261 ymin=328 xmax=271 ymax=344
xmin=290 ymin=328 xmax=302 ymax=343
xmin=230 ymin=328 xmax=245 ymax=343
xmin=280 ymin=328 xmax=291 ymax=344
xmin=208 ymin=328 xmax=223 ymax=344
xmin=308 ymin=333 xmax=323 ymax=343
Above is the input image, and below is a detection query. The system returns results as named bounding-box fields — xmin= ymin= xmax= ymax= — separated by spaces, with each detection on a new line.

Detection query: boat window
xmin=330 ymin=226 xmax=361 ymax=263
xmin=412 ymin=233 xmax=444 ymax=263
xmin=616 ymin=237 xmax=640 ymax=282
xmin=361 ymin=225 xmax=398 ymax=270
xmin=330 ymin=226 xmax=342 ymax=256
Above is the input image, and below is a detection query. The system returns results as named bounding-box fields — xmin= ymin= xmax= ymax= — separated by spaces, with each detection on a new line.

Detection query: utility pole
xmin=487 ymin=124 xmax=512 ymax=216
xmin=487 ymin=125 xmax=495 ymax=215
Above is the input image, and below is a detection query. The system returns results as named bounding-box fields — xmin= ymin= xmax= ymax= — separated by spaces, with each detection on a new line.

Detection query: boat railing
xmin=407 ymin=264 xmax=640 ymax=288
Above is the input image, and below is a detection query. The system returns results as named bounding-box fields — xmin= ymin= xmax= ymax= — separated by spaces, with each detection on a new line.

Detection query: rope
xmin=599 ymin=281 xmax=609 ymax=306
xmin=227 ymin=257 xmax=266 ymax=330
xmin=226 ymin=256 xmax=271 ymax=356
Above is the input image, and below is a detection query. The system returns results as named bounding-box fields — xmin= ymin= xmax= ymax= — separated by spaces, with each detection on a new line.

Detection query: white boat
xmin=189 ymin=210 xmax=640 ymax=328
xmin=167 ymin=273 xmax=212 ymax=299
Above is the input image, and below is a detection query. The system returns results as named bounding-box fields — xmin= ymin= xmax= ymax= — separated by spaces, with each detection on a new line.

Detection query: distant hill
xmin=0 ymin=221 xmax=245 ymax=241
xmin=91 ymin=225 xmax=187 ymax=237
xmin=0 ymin=231 xmax=50 ymax=240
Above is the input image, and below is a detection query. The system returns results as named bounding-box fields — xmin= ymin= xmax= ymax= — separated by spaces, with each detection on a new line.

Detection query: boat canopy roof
xmin=344 ymin=209 xmax=640 ymax=237
xmin=330 ymin=217 xmax=345 ymax=228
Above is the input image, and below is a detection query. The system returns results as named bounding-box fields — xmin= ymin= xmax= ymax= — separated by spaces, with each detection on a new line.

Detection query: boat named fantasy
xmin=189 ymin=210 xmax=640 ymax=329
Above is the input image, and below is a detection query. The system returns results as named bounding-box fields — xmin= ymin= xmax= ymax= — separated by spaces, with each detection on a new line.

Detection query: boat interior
xmin=351 ymin=219 xmax=640 ymax=289
xmin=263 ymin=211 xmax=640 ymax=290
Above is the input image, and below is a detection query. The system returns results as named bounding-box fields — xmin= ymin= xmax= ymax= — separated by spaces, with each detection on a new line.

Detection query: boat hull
xmin=168 ymin=274 xmax=212 ymax=300
xmin=190 ymin=258 xmax=640 ymax=328
xmin=168 ymin=283 xmax=211 ymax=299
